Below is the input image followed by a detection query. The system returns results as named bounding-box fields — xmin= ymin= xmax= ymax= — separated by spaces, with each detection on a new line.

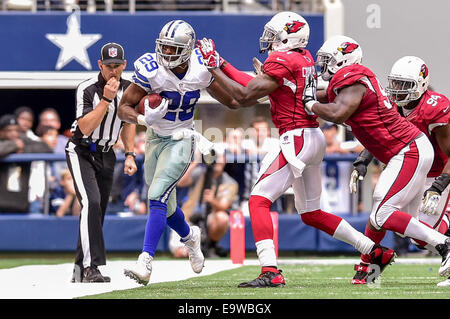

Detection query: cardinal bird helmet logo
xmin=284 ymin=21 xmax=305 ymax=34
xmin=419 ymin=63 xmax=428 ymax=79
xmin=337 ymin=42 xmax=359 ymax=55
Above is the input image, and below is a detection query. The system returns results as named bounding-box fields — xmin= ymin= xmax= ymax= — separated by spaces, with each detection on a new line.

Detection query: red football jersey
xmin=400 ymin=90 xmax=450 ymax=177
xmin=263 ymin=49 xmax=319 ymax=135
xmin=326 ymin=64 xmax=422 ymax=164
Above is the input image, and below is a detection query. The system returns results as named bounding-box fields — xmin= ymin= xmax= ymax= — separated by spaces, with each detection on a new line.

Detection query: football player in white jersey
xmin=118 ymin=20 xmax=244 ymax=285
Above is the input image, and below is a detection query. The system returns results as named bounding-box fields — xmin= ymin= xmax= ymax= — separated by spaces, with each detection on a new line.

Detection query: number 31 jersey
xmin=132 ymin=48 xmax=213 ymax=136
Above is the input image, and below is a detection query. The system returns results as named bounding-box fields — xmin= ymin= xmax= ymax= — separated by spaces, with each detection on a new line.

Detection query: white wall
xmin=341 ymin=0 xmax=450 ymax=96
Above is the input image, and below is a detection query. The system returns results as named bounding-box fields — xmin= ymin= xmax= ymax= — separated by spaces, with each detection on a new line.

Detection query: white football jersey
xmin=132 ymin=48 xmax=213 ymax=136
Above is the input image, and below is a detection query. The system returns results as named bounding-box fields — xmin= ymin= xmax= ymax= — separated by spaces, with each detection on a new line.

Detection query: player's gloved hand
xmin=419 ymin=190 xmax=441 ymax=215
xmin=349 ymin=149 xmax=374 ymax=194
xmin=253 ymin=57 xmax=264 ymax=76
xmin=196 ymin=38 xmax=221 ymax=69
xmin=251 ymin=57 xmax=269 ymax=103
xmin=349 ymin=165 xmax=367 ymax=194
xmin=419 ymin=173 xmax=450 ymax=215
xmin=302 ymin=73 xmax=318 ymax=113
xmin=137 ymin=97 xmax=169 ymax=127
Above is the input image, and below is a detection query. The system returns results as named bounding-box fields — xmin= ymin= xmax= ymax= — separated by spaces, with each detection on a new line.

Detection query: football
xmin=137 ymin=93 xmax=163 ymax=114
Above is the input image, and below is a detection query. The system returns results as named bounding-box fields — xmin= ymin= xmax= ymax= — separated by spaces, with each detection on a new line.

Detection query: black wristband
xmin=102 ymin=96 xmax=113 ymax=103
xmin=125 ymin=152 xmax=136 ymax=158
xmin=220 ymin=60 xmax=227 ymax=70
xmin=353 ymin=149 xmax=374 ymax=167
xmin=430 ymin=173 xmax=450 ymax=195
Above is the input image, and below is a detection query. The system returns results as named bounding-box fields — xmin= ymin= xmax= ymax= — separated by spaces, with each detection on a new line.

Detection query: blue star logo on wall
xmin=46 ymin=9 xmax=101 ymax=70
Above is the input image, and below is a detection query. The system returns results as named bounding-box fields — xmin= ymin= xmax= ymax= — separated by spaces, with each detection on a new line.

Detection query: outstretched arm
xmin=197 ymin=38 xmax=278 ymax=108
xmin=208 ymin=69 xmax=277 ymax=107
xmin=206 ymin=80 xmax=241 ymax=109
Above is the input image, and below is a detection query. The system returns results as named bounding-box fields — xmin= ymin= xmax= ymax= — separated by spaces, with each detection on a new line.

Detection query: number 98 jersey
xmin=132 ymin=48 xmax=213 ymax=136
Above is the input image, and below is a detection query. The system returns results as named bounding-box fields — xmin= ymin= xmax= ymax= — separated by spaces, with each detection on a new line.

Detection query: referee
xmin=66 ymin=43 xmax=138 ymax=283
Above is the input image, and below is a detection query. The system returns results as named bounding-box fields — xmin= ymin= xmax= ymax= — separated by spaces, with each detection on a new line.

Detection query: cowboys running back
xmin=118 ymin=20 xmax=237 ymax=285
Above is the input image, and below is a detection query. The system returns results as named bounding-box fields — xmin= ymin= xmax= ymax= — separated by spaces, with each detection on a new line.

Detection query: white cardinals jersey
xmin=132 ymin=48 xmax=213 ymax=136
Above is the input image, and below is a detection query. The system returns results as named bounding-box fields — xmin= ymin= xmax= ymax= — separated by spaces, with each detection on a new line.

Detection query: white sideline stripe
xmin=275 ymin=257 xmax=442 ymax=265
xmin=0 ymin=258 xmax=442 ymax=299
xmin=0 ymin=260 xmax=241 ymax=299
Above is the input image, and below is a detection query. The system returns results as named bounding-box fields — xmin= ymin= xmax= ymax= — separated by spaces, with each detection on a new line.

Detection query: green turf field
xmin=1 ymin=254 xmax=449 ymax=300
xmin=82 ymin=263 xmax=450 ymax=299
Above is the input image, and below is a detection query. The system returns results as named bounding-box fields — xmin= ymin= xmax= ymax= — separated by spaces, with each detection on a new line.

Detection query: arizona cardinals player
xmin=386 ymin=56 xmax=450 ymax=286
xmin=303 ymin=35 xmax=450 ymax=284
xmin=197 ymin=11 xmax=392 ymax=288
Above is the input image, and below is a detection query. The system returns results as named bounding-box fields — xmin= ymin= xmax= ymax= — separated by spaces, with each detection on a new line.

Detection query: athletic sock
xmin=248 ymin=195 xmax=274 ymax=242
xmin=333 ymin=218 xmax=375 ymax=255
xmin=300 ymin=209 xmax=342 ymax=236
xmin=262 ymin=266 xmax=278 ymax=274
xmin=255 ymin=239 xmax=277 ymax=268
xmin=439 ymin=213 xmax=450 ymax=235
xmin=384 ymin=210 xmax=448 ymax=247
xmin=167 ymin=206 xmax=190 ymax=239
xmin=143 ymin=200 xmax=167 ymax=257
xmin=364 ymin=222 xmax=386 ymax=245
xmin=301 ymin=210 xmax=374 ymax=255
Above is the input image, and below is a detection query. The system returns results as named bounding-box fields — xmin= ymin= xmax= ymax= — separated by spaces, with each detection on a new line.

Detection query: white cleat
xmin=437 ymin=277 xmax=450 ymax=287
xmin=436 ymin=238 xmax=450 ymax=276
xmin=123 ymin=252 xmax=153 ymax=286
xmin=183 ymin=226 xmax=205 ymax=273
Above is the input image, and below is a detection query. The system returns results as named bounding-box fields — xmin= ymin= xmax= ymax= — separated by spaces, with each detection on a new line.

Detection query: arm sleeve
xmin=221 ymin=63 xmax=254 ymax=87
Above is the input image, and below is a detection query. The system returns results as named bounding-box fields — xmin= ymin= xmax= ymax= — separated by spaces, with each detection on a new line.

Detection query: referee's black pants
xmin=65 ymin=141 xmax=116 ymax=269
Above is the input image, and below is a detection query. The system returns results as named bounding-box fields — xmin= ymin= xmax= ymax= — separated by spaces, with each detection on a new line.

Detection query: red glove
xmin=196 ymin=38 xmax=221 ymax=69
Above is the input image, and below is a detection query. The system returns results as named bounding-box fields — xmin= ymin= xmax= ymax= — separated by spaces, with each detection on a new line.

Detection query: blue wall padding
xmin=0 ymin=214 xmax=392 ymax=253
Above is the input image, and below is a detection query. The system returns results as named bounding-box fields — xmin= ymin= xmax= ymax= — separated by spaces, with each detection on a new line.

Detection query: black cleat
xmin=436 ymin=238 xmax=450 ymax=276
xmin=238 ymin=269 xmax=285 ymax=288
xmin=81 ymin=266 xmax=110 ymax=283
xmin=351 ymin=262 xmax=371 ymax=285
xmin=351 ymin=245 xmax=396 ymax=284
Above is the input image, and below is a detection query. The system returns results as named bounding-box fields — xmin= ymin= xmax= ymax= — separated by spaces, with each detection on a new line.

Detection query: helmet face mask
xmin=386 ymin=56 xmax=429 ymax=107
xmin=315 ymin=53 xmax=334 ymax=81
xmin=386 ymin=76 xmax=418 ymax=106
xmin=259 ymin=26 xmax=280 ymax=54
xmin=156 ymin=20 xmax=196 ymax=69
xmin=315 ymin=35 xmax=363 ymax=81
xmin=259 ymin=11 xmax=310 ymax=54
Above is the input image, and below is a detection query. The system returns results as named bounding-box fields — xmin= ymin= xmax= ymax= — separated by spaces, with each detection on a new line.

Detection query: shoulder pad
xmin=329 ymin=65 xmax=373 ymax=90
xmin=188 ymin=50 xmax=213 ymax=86
xmin=133 ymin=53 xmax=160 ymax=80
xmin=132 ymin=53 xmax=161 ymax=91
xmin=421 ymin=91 xmax=450 ymax=120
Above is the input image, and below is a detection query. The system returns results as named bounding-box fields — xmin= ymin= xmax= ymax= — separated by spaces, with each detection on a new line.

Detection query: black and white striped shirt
xmin=70 ymin=73 xmax=131 ymax=150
